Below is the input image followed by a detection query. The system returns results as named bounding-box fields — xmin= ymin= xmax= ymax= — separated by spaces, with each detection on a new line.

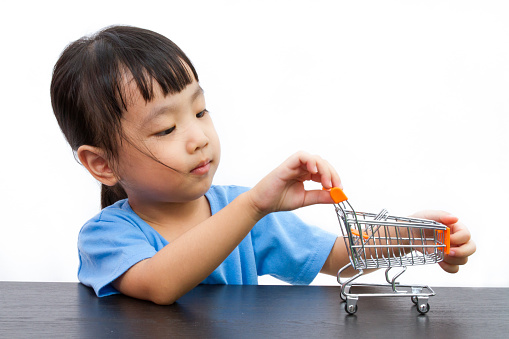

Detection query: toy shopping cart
xmin=327 ymin=188 xmax=450 ymax=315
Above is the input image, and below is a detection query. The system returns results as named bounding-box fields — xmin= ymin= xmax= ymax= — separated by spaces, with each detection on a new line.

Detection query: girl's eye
xmin=155 ymin=126 xmax=175 ymax=137
xmin=196 ymin=109 xmax=208 ymax=118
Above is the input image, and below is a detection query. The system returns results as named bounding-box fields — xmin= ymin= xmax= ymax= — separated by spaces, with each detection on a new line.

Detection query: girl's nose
xmin=186 ymin=124 xmax=209 ymax=153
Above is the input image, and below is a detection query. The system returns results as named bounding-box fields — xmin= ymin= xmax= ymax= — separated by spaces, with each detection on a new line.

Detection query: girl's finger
xmin=440 ymin=214 xmax=460 ymax=225
xmin=303 ymin=155 xmax=318 ymax=175
xmin=439 ymin=261 xmax=459 ymax=274
xmin=315 ymin=157 xmax=332 ymax=189
xmin=410 ymin=210 xmax=457 ymax=224
xmin=327 ymin=160 xmax=342 ymax=189
xmin=448 ymin=239 xmax=476 ymax=258
xmin=301 ymin=188 xmax=336 ymax=206
xmin=443 ymin=255 xmax=469 ymax=266
xmin=449 ymin=222 xmax=472 ymax=245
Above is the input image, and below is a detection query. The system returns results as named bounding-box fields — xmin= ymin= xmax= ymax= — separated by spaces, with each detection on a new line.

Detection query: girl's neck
xmin=129 ymin=195 xmax=212 ymax=241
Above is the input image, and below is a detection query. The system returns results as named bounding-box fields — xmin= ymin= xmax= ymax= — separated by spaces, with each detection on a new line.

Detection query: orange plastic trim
xmin=437 ymin=227 xmax=451 ymax=255
xmin=445 ymin=226 xmax=450 ymax=255
xmin=351 ymin=228 xmax=369 ymax=240
xmin=329 ymin=187 xmax=348 ymax=204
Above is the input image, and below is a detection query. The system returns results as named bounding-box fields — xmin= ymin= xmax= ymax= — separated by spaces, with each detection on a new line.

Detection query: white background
xmin=1 ymin=0 xmax=507 ymax=288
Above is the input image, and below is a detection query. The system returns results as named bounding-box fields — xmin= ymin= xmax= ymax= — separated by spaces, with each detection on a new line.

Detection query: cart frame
xmin=328 ymin=188 xmax=450 ymax=314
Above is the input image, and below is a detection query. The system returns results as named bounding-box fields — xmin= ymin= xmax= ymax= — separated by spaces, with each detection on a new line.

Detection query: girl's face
xmin=114 ymin=78 xmax=221 ymax=207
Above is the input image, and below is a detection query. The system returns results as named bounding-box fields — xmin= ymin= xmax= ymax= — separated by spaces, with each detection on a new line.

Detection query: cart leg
xmin=340 ymin=284 xmax=351 ymax=301
xmin=337 ymin=262 xmax=352 ymax=285
xmin=345 ymin=296 xmax=358 ymax=315
xmin=338 ymin=264 xmax=362 ymax=302
xmin=411 ymin=287 xmax=422 ymax=304
xmin=385 ymin=266 xmax=407 ymax=292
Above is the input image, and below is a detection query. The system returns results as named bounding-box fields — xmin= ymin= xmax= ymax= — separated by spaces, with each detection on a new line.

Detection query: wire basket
xmin=328 ymin=187 xmax=450 ymax=315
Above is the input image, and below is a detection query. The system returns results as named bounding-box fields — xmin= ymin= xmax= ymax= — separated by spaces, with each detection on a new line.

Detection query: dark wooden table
xmin=0 ymin=282 xmax=507 ymax=338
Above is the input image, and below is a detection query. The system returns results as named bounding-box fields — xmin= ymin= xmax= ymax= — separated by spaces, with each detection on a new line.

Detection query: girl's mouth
xmin=190 ymin=160 xmax=211 ymax=175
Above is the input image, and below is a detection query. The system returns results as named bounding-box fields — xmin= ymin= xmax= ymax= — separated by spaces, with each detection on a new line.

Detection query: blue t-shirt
xmin=78 ymin=185 xmax=337 ymax=297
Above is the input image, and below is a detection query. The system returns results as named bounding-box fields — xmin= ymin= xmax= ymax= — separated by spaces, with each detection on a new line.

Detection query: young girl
xmin=51 ymin=25 xmax=475 ymax=305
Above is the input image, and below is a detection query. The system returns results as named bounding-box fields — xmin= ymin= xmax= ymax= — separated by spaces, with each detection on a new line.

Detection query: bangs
xmin=89 ymin=26 xmax=199 ymax=111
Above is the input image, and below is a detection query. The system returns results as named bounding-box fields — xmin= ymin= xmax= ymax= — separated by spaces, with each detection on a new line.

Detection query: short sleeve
xmin=77 ymin=206 xmax=159 ymax=297
xmin=251 ymin=211 xmax=337 ymax=285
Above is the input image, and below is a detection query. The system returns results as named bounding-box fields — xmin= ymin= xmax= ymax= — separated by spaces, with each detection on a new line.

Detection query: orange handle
xmin=445 ymin=226 xmax=450 ymax=255
xmin=324 ymin=187 xmax=348 ymax=204
xmin=438 ymin=227 xmax=451 ymax=255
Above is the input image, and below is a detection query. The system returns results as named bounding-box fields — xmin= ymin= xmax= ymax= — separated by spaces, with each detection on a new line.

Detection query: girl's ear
xmin=77 ymin=145 xmax=119 ymax=187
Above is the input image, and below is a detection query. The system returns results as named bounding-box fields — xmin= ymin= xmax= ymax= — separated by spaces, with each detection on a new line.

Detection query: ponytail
xmin=101 ymin=183 xmax=128 ymax=209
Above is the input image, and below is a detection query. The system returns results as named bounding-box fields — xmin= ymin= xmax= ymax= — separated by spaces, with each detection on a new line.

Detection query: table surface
xmin=1 ymin=282 xmax=508 ymax=338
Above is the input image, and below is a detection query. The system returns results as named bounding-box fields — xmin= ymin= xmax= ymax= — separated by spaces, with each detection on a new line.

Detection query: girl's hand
xmin=410 ymin=210 xmax=476 ymax=273
xmin=246 ymin=151 xmax=342 ymax=217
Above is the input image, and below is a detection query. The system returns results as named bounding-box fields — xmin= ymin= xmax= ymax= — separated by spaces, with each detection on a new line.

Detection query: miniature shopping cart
xmin=327 ymin=188 xmax=450 ymax=315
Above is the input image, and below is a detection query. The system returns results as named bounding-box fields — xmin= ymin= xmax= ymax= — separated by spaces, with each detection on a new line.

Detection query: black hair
xmin=50 ymin=25 xmax=199 ymax=208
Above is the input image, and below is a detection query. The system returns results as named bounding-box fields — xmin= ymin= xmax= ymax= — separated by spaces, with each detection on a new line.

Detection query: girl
xmin=51 ymin=25 xmax=475 ymax=305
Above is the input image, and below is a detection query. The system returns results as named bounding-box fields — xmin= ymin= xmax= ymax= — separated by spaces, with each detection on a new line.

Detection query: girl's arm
xmin=113 ymin=151 xmax=342 ymax=305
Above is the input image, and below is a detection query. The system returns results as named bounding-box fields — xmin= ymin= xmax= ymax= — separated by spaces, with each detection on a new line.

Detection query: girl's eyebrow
xmin=144 ymin=86 xmax=204 ymax=124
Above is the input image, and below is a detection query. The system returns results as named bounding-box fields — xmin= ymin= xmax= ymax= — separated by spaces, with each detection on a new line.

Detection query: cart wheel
xmin=411 ymin=296 xmax=418 ymax=304
xmin=417 ymin=303 xmax=430 ymax=314
xmin=345 ymin=303 xmax=358 ymax=315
